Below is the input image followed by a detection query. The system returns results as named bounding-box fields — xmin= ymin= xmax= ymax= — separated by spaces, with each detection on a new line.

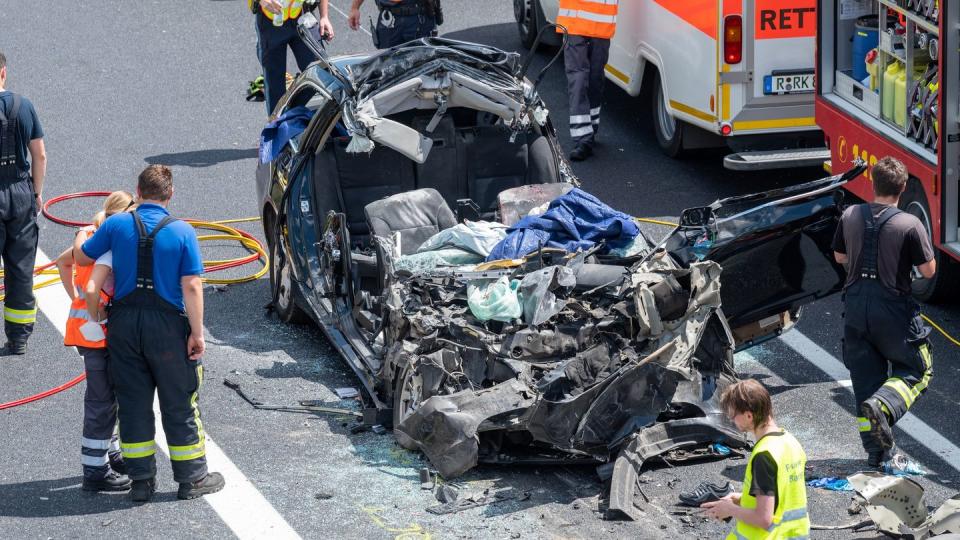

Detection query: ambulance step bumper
xmin=724 ymin=147 xmax=830 ymax=171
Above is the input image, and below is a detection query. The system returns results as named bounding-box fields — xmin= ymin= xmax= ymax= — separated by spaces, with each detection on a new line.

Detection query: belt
xmin=381 ymin=3 xmax=423 ymax=16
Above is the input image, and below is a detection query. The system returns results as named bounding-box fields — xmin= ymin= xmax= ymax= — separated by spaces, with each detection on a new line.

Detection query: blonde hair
xmin=92 ymin=191 xmax=135 ymax=228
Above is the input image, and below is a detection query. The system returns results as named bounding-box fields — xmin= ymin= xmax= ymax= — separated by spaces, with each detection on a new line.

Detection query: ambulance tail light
xmin=724 ymin=15 xmax=743 ymax=64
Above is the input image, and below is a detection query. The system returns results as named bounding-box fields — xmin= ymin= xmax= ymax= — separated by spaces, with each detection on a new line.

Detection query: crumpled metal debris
xmin=425 ymin=488 xmax=528 ymax=515
xmin=848 ymin=472 xmax=960 ymax=538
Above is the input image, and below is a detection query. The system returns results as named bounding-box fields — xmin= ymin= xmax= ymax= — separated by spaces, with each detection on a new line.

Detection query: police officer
xmin=348 ymin=0 xmax=440 ymax=49
xmin=75 ymin=165 xmax=224 ymax=502
xmin=556 ymin=0 xmax=619 ymax=162
xmin=252 ymin=0 xmax=335 ymax=114
xmin=0 ymin=51 xmax=46 ymax=356
xmin=832 ymin=156 xmax=936 ymax=468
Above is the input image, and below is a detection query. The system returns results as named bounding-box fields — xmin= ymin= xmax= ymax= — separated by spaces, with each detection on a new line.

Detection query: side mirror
xmin=679 ymin=207 xmax=714 ymax=228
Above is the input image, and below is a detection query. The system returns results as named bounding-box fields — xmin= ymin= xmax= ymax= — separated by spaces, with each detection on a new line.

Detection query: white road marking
xmin=837 ymin=379 xmax=853 ymax=388
xmin=780 ymin=330 xmax=960 ymax=474
xmin=33 ymin=250 xmax=302 ymax=540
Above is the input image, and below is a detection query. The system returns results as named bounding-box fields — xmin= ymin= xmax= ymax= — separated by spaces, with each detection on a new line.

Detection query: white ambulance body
xmin=514 ymin=0 xmax=829 ymax=169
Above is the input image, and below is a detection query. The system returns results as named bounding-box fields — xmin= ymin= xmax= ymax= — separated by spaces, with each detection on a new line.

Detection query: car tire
xmin=651 ymin=72 xmax=686 ymax=158
xmin=899 ymin=180 xmax=958 ymax=304
xmin=392 ymin=360 xmax=423 ymax=450
xmin=267 ymin=220 xmax=311 ymax=324
xmin=515 ymin=0 xmax=542 ymax=50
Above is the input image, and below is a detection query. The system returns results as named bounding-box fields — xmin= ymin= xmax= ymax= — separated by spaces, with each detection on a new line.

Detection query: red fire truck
xmin=816 ymin=0 xmax=958 ymax=302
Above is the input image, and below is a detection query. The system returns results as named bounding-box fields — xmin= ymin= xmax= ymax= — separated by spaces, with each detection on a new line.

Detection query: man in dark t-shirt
xmin=831 ymin=156 xmax=935 ymax=468
xmin=0 ymin=51 xmax=46 ymax=355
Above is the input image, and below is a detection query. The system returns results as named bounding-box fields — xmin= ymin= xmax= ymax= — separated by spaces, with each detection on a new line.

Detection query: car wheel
xmin=515 ymin=0 xmax=541 ymax=50
xmin=900 ymin=180 xmax=958 ymax=304
xmin=268 ymin=225 xmax=310 ymax=324
xmin=392 ymin=360 xmax=425 ymax=450
xmin=652 ymin=72 xmax=686 ymax=158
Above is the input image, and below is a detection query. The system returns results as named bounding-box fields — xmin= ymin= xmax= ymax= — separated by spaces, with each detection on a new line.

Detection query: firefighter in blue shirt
xmin=0 ymin=51 xmax=47 ymax=356
xmin=76 ymin=165 xmax=224 ymax=502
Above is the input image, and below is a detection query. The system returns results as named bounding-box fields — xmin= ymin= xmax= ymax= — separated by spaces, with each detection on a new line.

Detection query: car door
xmin=662 ymin=163 xmax=865 ymax=347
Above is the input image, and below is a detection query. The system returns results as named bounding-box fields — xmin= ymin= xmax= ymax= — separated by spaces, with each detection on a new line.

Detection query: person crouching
xmin=55 ymin=191 xmax=135 ymax=492
xmin=701 ymin=379 xmax=810 ymax=539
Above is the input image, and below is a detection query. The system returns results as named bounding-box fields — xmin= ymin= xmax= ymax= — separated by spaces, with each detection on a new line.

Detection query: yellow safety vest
xmin=728 ymin=430 xmax=810 ymax=540
xmin=556 ymin=0 xmax=618 ymax=40
xmin=248 ymin=0 xmax=304 ymax=23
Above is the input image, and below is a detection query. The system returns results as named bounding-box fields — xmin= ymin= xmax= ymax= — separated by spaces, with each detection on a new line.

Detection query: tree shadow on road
xmin=144 ymin=148 xmax=258 ymax=168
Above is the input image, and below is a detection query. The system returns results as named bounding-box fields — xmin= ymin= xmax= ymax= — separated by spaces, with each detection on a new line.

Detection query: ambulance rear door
xmin=729 ymin=0 xmax=818 ymax=134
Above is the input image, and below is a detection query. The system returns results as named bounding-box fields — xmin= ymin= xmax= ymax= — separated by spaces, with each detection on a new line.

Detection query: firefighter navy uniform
xmin=371 ymin=0 xmax=439 ymax=49
xmin=251 ymin=0 xmax=323 ymax=115
xmin=0 ymin=91 xmax=41 ymax=350
xmin=557 ymin=0 xmax=618 ymax=160
xmin=82 ymin=205 xmax=208 ymax=485
xmin=834 ymin=203 xmax=935 ymax=461
xmin=729 ymin=430 xmax=810 ymax=540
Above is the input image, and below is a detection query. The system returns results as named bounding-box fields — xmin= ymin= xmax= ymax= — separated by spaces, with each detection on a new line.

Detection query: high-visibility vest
xmin=556 ymin=0 xmax=618 ymax=40
xmin=728 ymin=430 xmax=810 ymax=540
xmin=63 ymin=228 xmax=110 ymax=349
xmin=248 ymin=0 xmax=304 ymax=23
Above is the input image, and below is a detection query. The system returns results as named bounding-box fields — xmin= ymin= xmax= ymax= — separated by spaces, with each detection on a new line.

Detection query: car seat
xmin=364 ymin=188 xmax=457 ymax=256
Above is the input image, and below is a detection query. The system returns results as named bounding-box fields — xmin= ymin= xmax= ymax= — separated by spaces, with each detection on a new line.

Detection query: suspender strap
xmin=858 ymin=203 xmax=901 ymax=280
xmin=0 ymin=93 xmax=21 ymax=171
xmin=132 ymin=211 xmax=178 ymax=291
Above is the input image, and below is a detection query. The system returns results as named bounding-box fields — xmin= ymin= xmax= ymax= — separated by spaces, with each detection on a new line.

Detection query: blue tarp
xmin=486 ymin=188 xmax=640 ymax=261
xmin=259 ymin=106 xmax=315 ymax=164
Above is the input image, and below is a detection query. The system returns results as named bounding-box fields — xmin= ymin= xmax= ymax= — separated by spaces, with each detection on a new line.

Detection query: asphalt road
xmin=2 ymin=2 xmax=959 ymax=539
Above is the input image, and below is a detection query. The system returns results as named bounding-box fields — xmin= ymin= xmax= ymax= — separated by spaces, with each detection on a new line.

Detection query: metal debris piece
xmin=425 ymin=489 xmax=520 ymax=515
xmin=334 ymin=387 xmax=360 ymax=399
xmin=849 ymin=472 xmax=960 ymax=538
xmin=436 ymin=485 xmax=459 ymax=504
xmin=314 ymin=492 xmax=334 ymax=500
xmin=223 ymin=378 xmax=363 ymax=417
xmin=419 ymin=468 xmax=434 ymax=490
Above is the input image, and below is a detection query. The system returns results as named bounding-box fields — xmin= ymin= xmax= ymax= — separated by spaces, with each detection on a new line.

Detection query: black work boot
xmin=569 ymin=145 xmax=593 ymax=162
xmin=82 ymin=469 xmax=132 ymax=492
xmin=130 ymin=478 xmax=157 ymax=503
xmin=177 ymin=472 xmax=225 ymax=500
xmin=109 ymin=453 xmax=127 ymax=475
xmin=866 ymin=451 xmax=884 ymax=468
xmin=4 ymin=341 xmax=26 ymax=355
xmin=861 ymin=398 xmax=894 ymax=452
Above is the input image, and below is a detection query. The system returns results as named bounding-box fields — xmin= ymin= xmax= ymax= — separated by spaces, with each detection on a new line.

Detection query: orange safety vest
xmin=64 ymin=228 xmax=110 ymax=349
xmin=249 ymin=0 xmax=304 ymax=23
xmin=556 ymin=0 xmax=618 ymax=40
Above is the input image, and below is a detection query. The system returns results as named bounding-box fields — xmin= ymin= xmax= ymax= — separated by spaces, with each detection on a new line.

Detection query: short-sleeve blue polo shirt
xmin=82 ymin=204 xmax=203 ymax=310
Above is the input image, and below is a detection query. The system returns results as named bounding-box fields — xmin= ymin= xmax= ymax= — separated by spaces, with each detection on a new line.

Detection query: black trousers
xmin=108 ymin=292 xmax=207 ymax=483
xmin=0 ymin=176 xmax=38 ymax=343
xmin=564 ymin=35 xmax=610 ymax=148
xmin=78 ymin=346 xmax=120 ymax=479
xmin=255 ymin=14 xmax=320 ymax=115
xmin=842 ymin=280 xmax=933 ymax=454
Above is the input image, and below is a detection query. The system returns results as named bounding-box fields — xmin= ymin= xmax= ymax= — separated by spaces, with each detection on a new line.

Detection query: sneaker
xmin=82 ymin=470 xmax=131 ymax=492
xmin=678 ymin=481 xmax=732 ymax=506
xmin=569 ymin=145 xmax=593 ymax=162
xmin=177 ymin=472 xmax=225 ymax=500
xmin=861 ymin=398 xmax=894 ymax=452
xmin=4 ymin=341 xmax=26 ymax=355
xmin=130 ymin=478 xmax=157 ymax=503
xmin=109 ymin=453 xmax=127 ymax=475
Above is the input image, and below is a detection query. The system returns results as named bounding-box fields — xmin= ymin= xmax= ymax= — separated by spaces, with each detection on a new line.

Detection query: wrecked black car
xmin=255 ymin=29 xmax=859 ymax=508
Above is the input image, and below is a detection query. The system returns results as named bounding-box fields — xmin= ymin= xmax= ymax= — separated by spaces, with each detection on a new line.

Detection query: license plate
xmin=763 ymin=71 xmax=815 ymax=95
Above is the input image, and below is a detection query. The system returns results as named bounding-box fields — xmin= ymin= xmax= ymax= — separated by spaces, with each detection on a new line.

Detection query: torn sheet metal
xmin=849 ymin=472 xmax=960 ymax=538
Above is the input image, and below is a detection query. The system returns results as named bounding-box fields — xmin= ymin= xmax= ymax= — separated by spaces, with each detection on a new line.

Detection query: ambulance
xmin=514 ymin=0 xmax=829 ymax=170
